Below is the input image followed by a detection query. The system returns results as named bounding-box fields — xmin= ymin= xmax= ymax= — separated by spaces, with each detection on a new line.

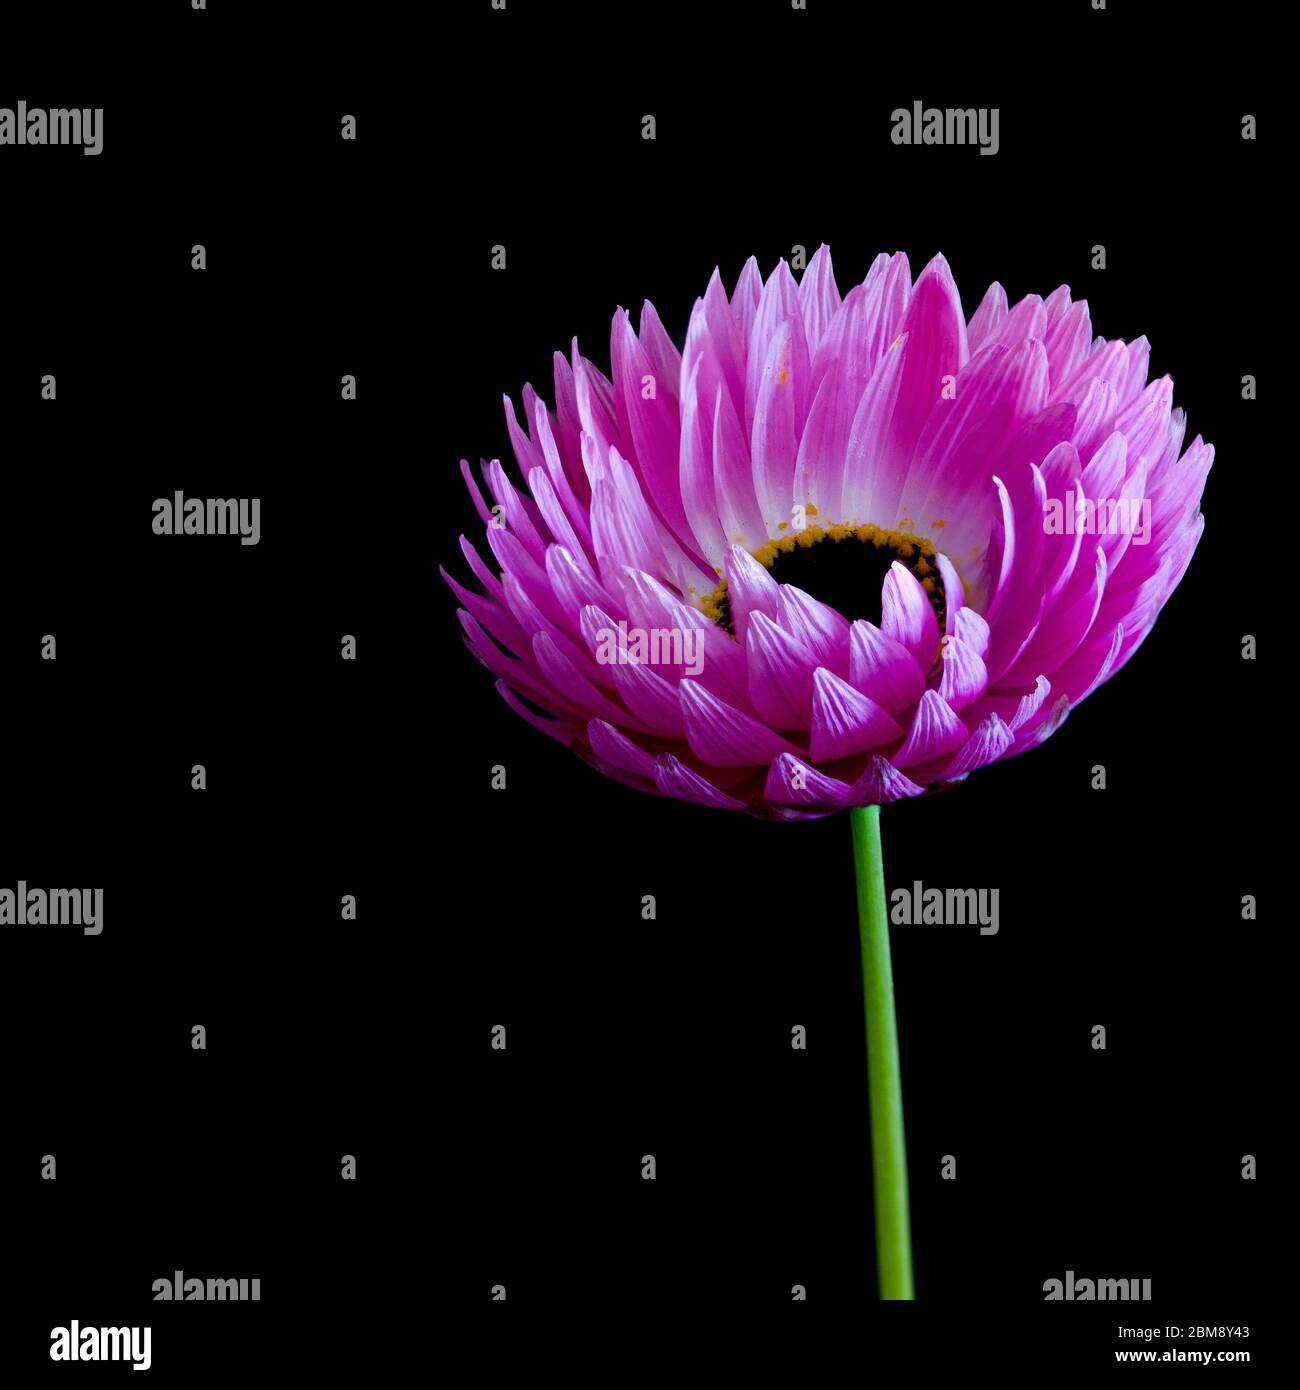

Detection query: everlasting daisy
xmin=447 ymin=246 xmax=1208 ymax=821
xmin=445 ymin=247 xmax=1211 ymax=1297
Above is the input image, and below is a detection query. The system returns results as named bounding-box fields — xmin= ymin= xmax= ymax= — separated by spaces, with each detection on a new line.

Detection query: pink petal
xmin=654 ymin=754 xmax=747 ymax=810
xmin=678 ymin=678 xmax=797 ymax=767
xmin=849 ymin=755 xmax=927 ymax=806
xmin=586 ymin=719 xmax=657 ymax=780
xmin=893 ymin=690 xmax=969 ymax=768
xmin=724 ymin=543 xmax=780 ymax=646
xmin=712 ymin=384 xmax=766 ymax=551
xmin=730 ymin=256 xmax=762 ymax=344
xmin=951 ymin=606 xmax=990 ymax=659
xmin=746 ymin=260 xmax=810 ymax=434
xmin=937 ymin=634 xmax=989 ymax=711
xmin=751 ymin=317 xmax=810 ymax=536
xmin=776 ymin=584 xmax=851 ymax=676
xmin=496 ymin=678 xmax=583 ymax=744
xmin=937 ymin=713 xmax=1014 ymax=778
xmin=746 ymin=609 xmax=819 ymax=730
xmin=764 ymin=752 xmax=853 ymax=808
xmin=967 ymin=281 xmax=1008 ymax=353
xmin=880 ymin=561 xmax=941 ymax=672
xmin=848 ymin=620 xmax=927 ymax=713
xmin=809 ymin=667 xmax=904 ymax=761
xmin=797 ymin=244 xmax=842 ymax=354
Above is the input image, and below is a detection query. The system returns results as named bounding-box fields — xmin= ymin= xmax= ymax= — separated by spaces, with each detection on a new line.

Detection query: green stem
xmin=850 ymin=804 xmax=915 ymax=1300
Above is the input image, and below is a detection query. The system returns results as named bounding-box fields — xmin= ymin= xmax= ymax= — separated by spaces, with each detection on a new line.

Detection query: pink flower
xmin=445 ymin=247 xmax=1211 ymax=819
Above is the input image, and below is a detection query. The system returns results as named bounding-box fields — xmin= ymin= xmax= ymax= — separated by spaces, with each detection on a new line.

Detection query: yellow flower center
xmin=702 ymin=519 xmax=947 ymax=638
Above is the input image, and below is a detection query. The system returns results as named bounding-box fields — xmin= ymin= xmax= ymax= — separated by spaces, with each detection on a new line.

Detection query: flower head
xmin=445 ymin=247 xmax=1211 ymax=819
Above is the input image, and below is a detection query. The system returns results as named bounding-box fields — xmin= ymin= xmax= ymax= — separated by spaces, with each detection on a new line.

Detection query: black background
xmin=0 ymin=0 xmax=1287 ymax=1373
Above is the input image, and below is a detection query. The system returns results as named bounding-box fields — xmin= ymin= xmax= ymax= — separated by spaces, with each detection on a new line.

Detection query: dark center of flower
xmin=702 ymin=521 xmax=948 ymax=637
